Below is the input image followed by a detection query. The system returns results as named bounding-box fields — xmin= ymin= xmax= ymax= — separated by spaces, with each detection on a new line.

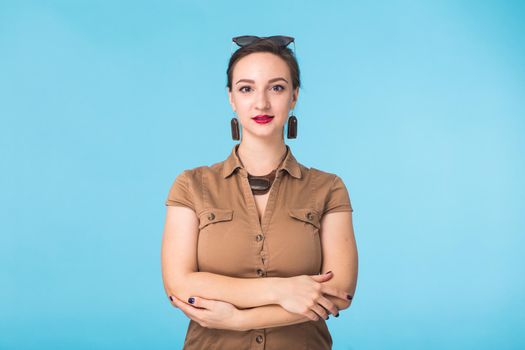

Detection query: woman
xmin=161 ymin=35 xmax=358 ymax=349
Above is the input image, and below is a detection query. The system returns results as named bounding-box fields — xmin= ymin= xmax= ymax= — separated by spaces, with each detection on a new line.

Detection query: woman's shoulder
xmin=172 ymin=163 xmax=224 ymax=182
xmin=165 ymin=165 xmax=212 ymax=210
xmin=308 ymin=167 xmax=353 ymax=214
xmin=308 ymin=166 xmax=346 ymax=187
xmin=171 ymin=165 xmax=205 ymax=181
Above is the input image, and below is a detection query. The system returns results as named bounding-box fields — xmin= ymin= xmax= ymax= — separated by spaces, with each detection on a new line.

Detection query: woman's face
xmin=228 ymin=52 xmax=298 ymax=141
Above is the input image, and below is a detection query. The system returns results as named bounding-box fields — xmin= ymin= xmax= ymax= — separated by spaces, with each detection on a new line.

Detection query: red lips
xmin=252 ymin=115 xmax=274 ymax=124
xmin=252 ymin=114 xmax=274 ymax=120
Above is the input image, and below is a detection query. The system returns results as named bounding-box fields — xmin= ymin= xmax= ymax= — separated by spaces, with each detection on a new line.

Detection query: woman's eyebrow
xmin=235 ymin=77 xmax=289 ymax=85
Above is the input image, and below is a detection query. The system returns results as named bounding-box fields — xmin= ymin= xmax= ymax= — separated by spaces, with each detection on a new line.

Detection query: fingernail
xmin=326 ymin=271 xmax=332 ymax=274
xmin=347 ymin=294 xmax=353 ymax=300
xmin=326 ymin=315 xmax=330 ymax=320
xmin=169 ymin=296 xmax=173 ymax=302
xmin=188 ymin=297 xmax=195 ymax=304
xmin=335 ymin=313 xmax=339 ymax=317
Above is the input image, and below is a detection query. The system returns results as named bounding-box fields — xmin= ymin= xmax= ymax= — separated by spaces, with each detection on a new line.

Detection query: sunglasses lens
xmin=233 ymin=36 xmax=259 ymax=47
xmin=232 ymin=35 xmax=295 ymax=48
xmin=271 ymin=36 xmax=294 ymax=47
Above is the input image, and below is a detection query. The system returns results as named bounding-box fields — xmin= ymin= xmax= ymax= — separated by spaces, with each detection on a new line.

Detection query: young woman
xmin=161 ymin=35 xmax=358 ymax=349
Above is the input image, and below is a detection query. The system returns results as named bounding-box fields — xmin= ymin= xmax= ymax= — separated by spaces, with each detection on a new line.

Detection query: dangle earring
xmin=286 ymin=112 xmax=298 ymax=139
xmin=231 ymin=114 xmax=240 ymax=140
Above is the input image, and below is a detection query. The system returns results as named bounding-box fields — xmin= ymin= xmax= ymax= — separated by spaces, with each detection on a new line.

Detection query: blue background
xmin=1 ymin=1 xmax=524 ymax=349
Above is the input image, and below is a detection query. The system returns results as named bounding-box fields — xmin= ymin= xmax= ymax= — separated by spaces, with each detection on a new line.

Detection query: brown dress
xmin=165 ymin=143 xmax=354 ymax=350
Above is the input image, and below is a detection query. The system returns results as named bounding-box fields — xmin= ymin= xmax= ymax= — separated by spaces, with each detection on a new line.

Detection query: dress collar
xmin=222 ymin=143 xmax=302 ymax=179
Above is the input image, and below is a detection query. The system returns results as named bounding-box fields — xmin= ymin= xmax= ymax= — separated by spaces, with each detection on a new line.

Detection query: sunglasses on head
xmin=232 ymin=35 xmax=295 ymax=48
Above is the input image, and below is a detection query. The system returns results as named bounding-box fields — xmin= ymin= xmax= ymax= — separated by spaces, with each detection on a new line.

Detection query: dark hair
xmin=226 ymin=39 xmax=301 ymax=92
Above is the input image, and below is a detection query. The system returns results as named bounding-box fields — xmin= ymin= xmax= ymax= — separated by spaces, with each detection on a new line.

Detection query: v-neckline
xmin=253 ymin=193 xmax=270 ymax=224
xmin=242 ymin=171 xmax=281 ymax=230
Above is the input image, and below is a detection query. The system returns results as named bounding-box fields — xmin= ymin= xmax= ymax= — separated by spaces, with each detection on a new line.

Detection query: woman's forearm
xmin=233 ymin=291 xmax=351 ymax=331
xmin=236 ymin=304 xmax=313 ymax=330
xmin=168 ymin=272 xmax=282 ymax=309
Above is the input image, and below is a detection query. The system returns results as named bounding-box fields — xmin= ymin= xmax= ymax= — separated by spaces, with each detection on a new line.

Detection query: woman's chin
xmin=244 ymin=127 xmax=283 ymax=140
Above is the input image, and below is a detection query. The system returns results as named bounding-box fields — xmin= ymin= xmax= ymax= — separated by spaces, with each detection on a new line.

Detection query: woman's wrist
xmin=232 ymin=277 xmax=286 ymax=331
xmin=233 ymin=308 xmax=250 ymax=331
xmin=268 ymin=277 xmax=284 ymax=305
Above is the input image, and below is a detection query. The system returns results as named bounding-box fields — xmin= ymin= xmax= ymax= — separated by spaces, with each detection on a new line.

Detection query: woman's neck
xmin=237 ymin=139 xmax=287 ymax=176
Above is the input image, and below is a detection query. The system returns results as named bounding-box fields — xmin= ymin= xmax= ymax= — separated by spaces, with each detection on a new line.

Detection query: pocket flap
xmin=288 ymin=208 xmax=321 ymax=229
xmin=198 ymin=208 xmax=234 ymax=230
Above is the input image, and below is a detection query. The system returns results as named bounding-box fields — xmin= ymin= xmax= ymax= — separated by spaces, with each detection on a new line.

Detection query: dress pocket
xmin=198 ymin=208 xmax=234 ymax=230
xmin=196 ymin=207 xmax=238 ymax=274
xmin=288 ymin=208 xmax=321 ymax=230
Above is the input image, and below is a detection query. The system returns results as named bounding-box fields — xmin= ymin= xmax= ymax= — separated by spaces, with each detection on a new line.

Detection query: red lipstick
xmin=252 ymin=115 xmax=274 ymax=124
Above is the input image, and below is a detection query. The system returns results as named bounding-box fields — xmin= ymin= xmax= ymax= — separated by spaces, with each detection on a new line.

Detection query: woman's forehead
xmin=233 ymin=53 xmax=291 ymax=81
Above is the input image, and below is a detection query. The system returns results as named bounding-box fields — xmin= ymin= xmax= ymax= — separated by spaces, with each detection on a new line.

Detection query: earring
xmin=231 ymin=115 xmax=240 ymax=140
xmin=286 ymin=114 xmax=298 ymax=139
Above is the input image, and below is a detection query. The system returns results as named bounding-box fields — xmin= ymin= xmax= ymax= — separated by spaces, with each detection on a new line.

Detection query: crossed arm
xmin=161 ymin=206 xmax=358 ymax=330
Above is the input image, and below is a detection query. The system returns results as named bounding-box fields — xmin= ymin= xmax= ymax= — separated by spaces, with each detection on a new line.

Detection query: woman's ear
xmin=227 ymin=87 xmax=236 ymax=112
xmin=291 ymin=87 xmax=299 ymax=109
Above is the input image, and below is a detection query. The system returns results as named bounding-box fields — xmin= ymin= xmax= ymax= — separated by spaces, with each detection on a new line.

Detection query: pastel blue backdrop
xmin=1 ymin=1 xmax=524 ymax=349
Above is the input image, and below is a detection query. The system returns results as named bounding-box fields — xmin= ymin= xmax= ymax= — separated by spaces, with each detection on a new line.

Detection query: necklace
xmin=247 ymin=169 xmax=278 ymax=195
xmin=236 ymin=146 xmax=288 ymax=195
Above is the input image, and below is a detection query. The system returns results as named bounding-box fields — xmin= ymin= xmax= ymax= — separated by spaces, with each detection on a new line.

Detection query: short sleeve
xmin=165 ymin=170 xmax=195 ymax=211
xmin=323 ymin=175 xmax=353 ymax=215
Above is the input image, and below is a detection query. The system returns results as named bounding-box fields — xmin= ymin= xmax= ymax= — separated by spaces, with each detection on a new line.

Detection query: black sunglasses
xmin=232 ymin=35 xmax=295 ymax=48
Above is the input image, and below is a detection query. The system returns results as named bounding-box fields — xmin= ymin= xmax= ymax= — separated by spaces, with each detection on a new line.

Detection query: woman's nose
xmin=255 ymin=90 xmax=270 ymax=109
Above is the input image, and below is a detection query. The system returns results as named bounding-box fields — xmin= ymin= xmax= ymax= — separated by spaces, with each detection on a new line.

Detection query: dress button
xmin=255 ymin=234 xmax=264 ymax=242
xmin=256 ymin=269 xmax=265 ymax=277
xmin=208 ymin=213 xmax=215 ymax=220
xmin=256 ymin=335 xmax=263 ymax=343
xmin=306 ymin=211 xmax=314 ymax=220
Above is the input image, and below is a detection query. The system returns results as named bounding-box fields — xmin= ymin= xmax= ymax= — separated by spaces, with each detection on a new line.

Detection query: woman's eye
xmin=239 ymin=85 xmax=285 ymax=93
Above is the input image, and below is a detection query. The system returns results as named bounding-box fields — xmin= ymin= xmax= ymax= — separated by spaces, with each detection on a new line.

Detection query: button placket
xmin=260 ymin=250 xmax=268 ymax=264
xmin=239 ymin=170 xmax=283 ymax=278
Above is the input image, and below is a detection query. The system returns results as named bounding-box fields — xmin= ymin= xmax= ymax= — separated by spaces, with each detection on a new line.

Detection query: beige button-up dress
xmin=165 ymin=143 xmax=353 ymax=349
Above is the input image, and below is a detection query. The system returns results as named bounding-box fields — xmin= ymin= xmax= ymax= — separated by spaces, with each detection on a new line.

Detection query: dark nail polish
xmin=347 ymin=294 xmax=353 ymax=300
xmin=326 ymin=315 xmax=329 ymax=320
xmin=169 ymin=296 xmax=173 ymax=302
xmin=335 ymin=313 xmax=339 ymax=317
xmin=188 ymin=297 xmax=195 ymax=304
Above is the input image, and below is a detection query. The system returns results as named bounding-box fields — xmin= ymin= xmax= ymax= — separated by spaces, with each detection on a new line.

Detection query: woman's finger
xmin=310 ymin=304 xmax=328 ymax=320
xmin=186 ymin=296 xmax=214 ymax=310
xmin=172 ymin=296 xmax=205 ymax=319
xmin=170 ymin=296 xmax=186 ymax=310
xmin=320 ymin=285 xmax=350 ymax=302
xmin=305 ymin=310 xmax=320 ymax=321
xmin=315 ymin=295 xmax=339 ymax=316
xmin=171 ymin=298 xmax=193 ymax=318
xmin=168 ymin=296 xmax=178 ymax=308
xmin=309 ymin=271 xmax=333 ymax=283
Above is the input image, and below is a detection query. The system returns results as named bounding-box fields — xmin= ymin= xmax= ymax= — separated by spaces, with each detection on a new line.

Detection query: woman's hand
xmin=169 ymin=295 xmax=246 ymax=331
xmin=276 ymin=271 xmax=351 ymax=321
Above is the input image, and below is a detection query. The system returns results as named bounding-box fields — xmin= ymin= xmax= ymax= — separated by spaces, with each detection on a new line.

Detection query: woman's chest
xmin=253 ymin=193 xmax=269 ymax=223
xmin=195 ymin=175 xmax=323 ymax=278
